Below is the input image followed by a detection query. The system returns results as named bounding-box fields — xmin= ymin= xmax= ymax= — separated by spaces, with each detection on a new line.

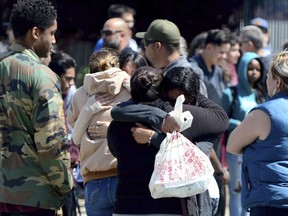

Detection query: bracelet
xmin=147 ymin=132 xmax=153 ymax=145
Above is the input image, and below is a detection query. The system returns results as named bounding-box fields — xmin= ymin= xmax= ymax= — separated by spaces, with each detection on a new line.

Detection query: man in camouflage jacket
xmin=0 ymin=0 xmax=73 ymax=214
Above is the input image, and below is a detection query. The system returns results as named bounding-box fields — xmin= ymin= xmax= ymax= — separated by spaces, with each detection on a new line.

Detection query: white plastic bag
xmin=149 ymin=95 xmax=215 ymax=199
xmin=168 ymin=94 xmax=193 ymax=132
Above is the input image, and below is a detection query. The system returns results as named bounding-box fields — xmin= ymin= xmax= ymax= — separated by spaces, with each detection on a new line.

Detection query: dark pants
xmin=250 ymin=206 xmax=288 ymax=216
xmin=62 ymin=188 xmax=77 ymax=216
xmin=214 ymin=175 xmax=226 ymax=216
xmin=0 ymin=210 xmax=55 ymax=216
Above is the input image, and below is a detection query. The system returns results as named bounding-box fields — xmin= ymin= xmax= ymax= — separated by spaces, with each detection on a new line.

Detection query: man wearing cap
xmin=136 ymin=19 xmax=207 ymax=96
xmin=135 ymin=19 xmax=227 ymax=216
xmin=250 ymin=17 xmax=272 ymax=56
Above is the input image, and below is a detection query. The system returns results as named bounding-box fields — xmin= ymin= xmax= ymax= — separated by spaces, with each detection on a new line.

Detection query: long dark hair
xmin=161 ymin=67 xmax=200 ymax=105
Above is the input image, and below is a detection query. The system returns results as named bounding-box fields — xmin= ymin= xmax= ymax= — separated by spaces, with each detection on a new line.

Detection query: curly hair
xmin=89 ymin=48 xmax=120 ymax=73
xmin=10 ymin=0 xmax=57 ymax=38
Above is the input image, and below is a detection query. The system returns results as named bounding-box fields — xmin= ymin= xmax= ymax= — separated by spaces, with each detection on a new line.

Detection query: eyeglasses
xmin=144 ymin=39 xmax=158 ymax=47
xmin=100 ymin=29 xmax=122 ymax=36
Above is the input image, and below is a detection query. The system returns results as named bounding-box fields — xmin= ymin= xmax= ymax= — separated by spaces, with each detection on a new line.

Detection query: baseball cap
xmin=136 ymin=19 xmax=181 ymax=44
xmin=249 ymin=17 xmax=268 ymax=32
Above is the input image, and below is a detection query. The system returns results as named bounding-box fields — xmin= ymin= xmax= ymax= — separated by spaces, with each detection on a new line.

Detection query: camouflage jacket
xmin=0 ymin=44 xmax=73 ymax=210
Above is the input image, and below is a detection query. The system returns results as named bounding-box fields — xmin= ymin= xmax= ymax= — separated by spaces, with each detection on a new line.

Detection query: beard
xmin=103 ymin=40 xmax=120 ymax=50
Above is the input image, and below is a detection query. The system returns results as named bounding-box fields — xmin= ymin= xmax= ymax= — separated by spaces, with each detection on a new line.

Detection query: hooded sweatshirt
xmin=67 ymin=67 xmax=130 ymax=183
xmin=222 ymin=52 xmax=265 ymax=131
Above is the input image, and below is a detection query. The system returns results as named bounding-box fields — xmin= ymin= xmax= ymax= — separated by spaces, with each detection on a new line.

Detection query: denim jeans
xmin=84 ymin=176 xmax=118 ymax=216
xmin=226 ymin=153 xmax=249 ymax=216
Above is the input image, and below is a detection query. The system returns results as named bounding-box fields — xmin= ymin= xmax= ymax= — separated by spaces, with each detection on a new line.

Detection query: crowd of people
xmin=1 ymin=0 xmax=288 ymax=216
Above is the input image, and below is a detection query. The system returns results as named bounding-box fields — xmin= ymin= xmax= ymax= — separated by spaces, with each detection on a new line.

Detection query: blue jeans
xmin=226 ymin=153 xmax=249 ymax=216
xmin=84 ymin=176 xmax=118 ymax=216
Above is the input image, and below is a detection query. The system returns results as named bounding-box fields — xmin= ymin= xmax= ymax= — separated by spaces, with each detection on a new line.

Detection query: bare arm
xmin=210 ymin=149 xmax=229 ymax=184
xmin=226 ymin=109 xmax=271 ymax=154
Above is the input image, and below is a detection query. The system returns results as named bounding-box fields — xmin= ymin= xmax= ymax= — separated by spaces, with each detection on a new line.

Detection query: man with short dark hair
xmin=188 ymin=28 xmax=231 ymax=216
xmin=0 ymin=0 xmax=73 ymax=215
xmin=189 ymin=29 xmax=230 ymax=106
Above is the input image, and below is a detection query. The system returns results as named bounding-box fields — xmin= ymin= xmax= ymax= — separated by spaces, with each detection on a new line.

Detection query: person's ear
xmin=247 ymin=40 xmax=254 ymax=47
xmin=155 ymin=41 xmax=161 ymax=49
xmin=32 ymin=27 xmax=41 ymax=39
xmin=206 ymin=43 xmax=213 ymax=51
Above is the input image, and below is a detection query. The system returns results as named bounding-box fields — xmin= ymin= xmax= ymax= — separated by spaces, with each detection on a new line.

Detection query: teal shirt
xmin=0 ymin=44 xmax=73 ymax=210
xmin=222 ymin=52 xmax=266 ymax=132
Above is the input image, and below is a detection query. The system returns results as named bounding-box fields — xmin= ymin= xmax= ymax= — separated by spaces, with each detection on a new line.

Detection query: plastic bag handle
xmin=168 ymin=94 xmax=193 ymax=132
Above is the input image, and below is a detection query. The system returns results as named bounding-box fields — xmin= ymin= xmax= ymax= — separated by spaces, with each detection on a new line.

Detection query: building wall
xmin=243 ymin=0 xmax=288 ymax=52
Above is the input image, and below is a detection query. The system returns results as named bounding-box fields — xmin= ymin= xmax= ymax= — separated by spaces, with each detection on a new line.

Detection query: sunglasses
xmin=144 ymin=39 xmax=158 ymax=47
xmin=100 ymin=29 xmax=122 ymax=36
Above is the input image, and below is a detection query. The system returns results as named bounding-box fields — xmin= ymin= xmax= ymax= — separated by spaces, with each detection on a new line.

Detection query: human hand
xmin=131 ymin=123 xmax=155 ymax=144
xmin=95 ymin=92 xmax=114 ymax=106
xmin=87 ymin=121 xmax=110 ymax=139
xmin=217 ymin=168 xmax=230 ymax=185
xmin=161 ymin=114 xmax=180 ymax=133
xmin=86 ymin=94 xmax=112 ymax=113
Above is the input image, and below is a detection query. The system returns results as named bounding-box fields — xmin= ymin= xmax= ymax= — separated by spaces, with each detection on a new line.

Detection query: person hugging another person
xmin=67 ymin=48 xmax=131 ymax=216
xmin=108 ymin=66 xmax=229 ymax=215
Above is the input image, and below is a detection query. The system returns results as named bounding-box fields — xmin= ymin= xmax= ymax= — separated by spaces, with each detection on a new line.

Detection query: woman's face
xmin=226 ymin=43 xmax=240 ymax=65
xmin=247 ymin=59 xmax=262 ymax=83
